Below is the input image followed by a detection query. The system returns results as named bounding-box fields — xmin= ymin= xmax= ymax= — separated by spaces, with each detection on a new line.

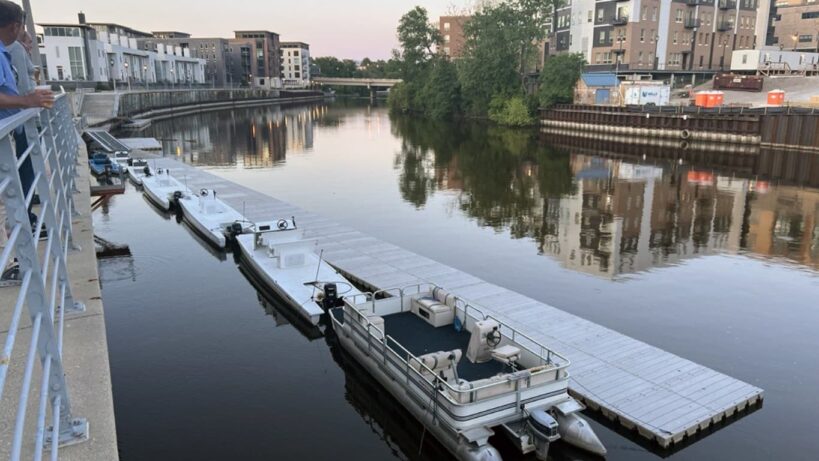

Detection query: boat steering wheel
xmin=487 ymin=327 xmax=502 ymax=347
xmin=200 ymin=188 xmax=209 ymax=197
xmin=277 ymin=219 xmax=289 ymax=230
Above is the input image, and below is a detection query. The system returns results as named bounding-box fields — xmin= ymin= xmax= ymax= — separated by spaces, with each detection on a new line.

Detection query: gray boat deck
xmin=148 ymin=156 xmax=764 ymax=449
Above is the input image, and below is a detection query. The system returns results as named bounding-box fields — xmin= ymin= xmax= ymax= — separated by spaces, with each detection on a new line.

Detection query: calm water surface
xmin=98 ymin=101 xmax=819 ymax=460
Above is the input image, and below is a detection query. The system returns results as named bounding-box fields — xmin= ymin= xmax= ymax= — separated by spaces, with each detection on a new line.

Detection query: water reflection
xmin=390 ymin=117 xmax=819 ymax=276
xmin=148 ymin=104 xmax=329 ymax=168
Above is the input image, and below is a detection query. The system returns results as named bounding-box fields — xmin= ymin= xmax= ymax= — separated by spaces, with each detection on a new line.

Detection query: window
xmin=642 ymin=6 xmax=647 ymax=20
xmin=588 ymin=10 xmax=593 ymax=23
xmin=597 ymin=8 xmax=604 ymax=22
xmin=444 ymin=34 xmax=451 ymax=43
xmin=54 ymin=46 xmax=60 ymax=58
xmin=802 ymin=12 xmax=819 ymax=19
xmin=638 ymin=51 xmax=644 ymax=65
xmin=652 ymin=7 xmax=657 ymax=21
xmin=56 ymin=65 xmax=64 ymax=80
xmin=675 ymin=9 xmax=683 ymax=23
xmin=699 ymin=55 xmax=704 ymax=67
xmin=742 ymin=54 xmax=748 ymax=64
xmin=444 ymin=22 xmax=451 ymax=31
xmin=798 ymin=34 xmax=813 ymax=42
xmin=673 ymin=32 xmax=678 ymax=44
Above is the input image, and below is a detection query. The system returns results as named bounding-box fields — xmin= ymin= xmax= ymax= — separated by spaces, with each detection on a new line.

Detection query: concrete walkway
xmin=0 ymin=143 xmax=118 ymax=460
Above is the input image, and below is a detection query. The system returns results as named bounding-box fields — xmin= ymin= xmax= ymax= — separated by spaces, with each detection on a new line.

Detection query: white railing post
xmin=0 ymin=97 xmax=89 ymax=458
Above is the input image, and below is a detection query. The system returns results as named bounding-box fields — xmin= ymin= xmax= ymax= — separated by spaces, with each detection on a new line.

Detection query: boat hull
xmin=235 ymin=234 xmax=357 ymax=325
xmin=176 ymin=195 xmax=245 ymax=249
xmin=333 ymin=324 xmax=502 ymax=461
xmin=141 ymin=174 xmax=187 ymax=211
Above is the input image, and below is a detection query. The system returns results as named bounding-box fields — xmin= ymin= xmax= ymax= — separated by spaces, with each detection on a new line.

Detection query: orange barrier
xmin=767 ymin=90 xmax=785 ymax=106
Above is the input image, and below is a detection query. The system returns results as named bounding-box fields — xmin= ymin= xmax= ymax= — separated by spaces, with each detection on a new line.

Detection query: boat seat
xmin=411 ymin=349 xmax=462 ymax=385
xmin=411 ymin=296 xmax=454 ymax=328
xmin=491 ymin=344 xmax=521 ymax=365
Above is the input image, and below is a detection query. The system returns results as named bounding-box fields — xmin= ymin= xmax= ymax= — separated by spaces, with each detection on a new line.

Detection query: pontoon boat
xmin=327 ymin=284 xmax=606 ymax=460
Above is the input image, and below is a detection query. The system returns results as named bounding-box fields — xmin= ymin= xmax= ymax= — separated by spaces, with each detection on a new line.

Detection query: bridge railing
xmin=0 ymin=93 xmax=88 ymax=460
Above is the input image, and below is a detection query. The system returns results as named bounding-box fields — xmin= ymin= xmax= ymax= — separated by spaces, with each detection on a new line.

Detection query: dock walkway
xmin=151 ymin=156 xmax=763 ymax=450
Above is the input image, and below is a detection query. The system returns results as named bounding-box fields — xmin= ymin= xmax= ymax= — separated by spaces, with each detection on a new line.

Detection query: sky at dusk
xmin=30 ymin=0 xmax=477 ymax=60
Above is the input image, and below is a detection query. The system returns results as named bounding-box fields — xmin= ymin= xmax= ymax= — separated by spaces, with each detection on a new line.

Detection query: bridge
xmin=312 ymin=77 xmax=402 ymax=89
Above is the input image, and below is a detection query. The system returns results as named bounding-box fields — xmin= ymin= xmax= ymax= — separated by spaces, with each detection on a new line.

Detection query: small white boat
xmin=177 ymin=188 xmax=249 ymax=249
xmin=327 ymin=284 xmax=606 ymax=460
xmin=235 ymin=219 xmax=361 ymax=325
xmin=125 ymin=159 xmax=150 ymax=185
xmin=141 ymin=168 xmax=189 ymax=211
xmin=113 ymin=150 xmax=130 ymax=167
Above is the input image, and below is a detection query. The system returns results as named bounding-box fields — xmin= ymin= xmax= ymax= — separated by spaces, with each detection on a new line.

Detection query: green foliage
xmin=488 ymin=95 xmax=535 ymax=127
xmin=388 ymin=82 xmax=411 ymax=113
xmin=396 ymin=6 xmax=441 ymax=81
xmin=313 ymin=56 xmax=400 ymax=79
xmin=418 ymin=59 xmax=461 ymax=119
xmin=458 ymin=4 xmax=521 ymax=115
xmin=538 ymin=53 xmax=585 ymax=108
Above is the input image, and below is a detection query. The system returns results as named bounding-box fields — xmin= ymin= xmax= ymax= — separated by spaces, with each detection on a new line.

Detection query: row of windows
xmin=802 ymin=12 xmax=819 ymax=20
xmin=44 ymin=27 xmax=81 ymax=37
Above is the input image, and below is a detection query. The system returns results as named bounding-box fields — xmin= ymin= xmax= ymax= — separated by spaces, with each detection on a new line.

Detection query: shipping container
xmin=621 ymin=82 xmax=671 ymax=106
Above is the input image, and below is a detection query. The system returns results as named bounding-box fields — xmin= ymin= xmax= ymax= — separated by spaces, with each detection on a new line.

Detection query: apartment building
xmin=770 ymin=0 xmax=819 ymax=51
xmin=439 ymin=16 xmax=470 ymax=58
xmin=231 ymin=31 xmax=282 ymax=89
xmin=553 ymin=0 xmax=759 ymax=73
xmin=139 ymin=36 xmax=238 ymax=86
xmin=280 ymin=42 xmax=311 ymax=88
xmin=38 ymin=14 xmax=205 ymax=85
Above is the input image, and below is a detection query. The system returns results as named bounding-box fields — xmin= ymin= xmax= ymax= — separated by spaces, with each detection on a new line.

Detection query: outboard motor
xmin=127 ymin=158 xmax=134 ymax=166
xmin=228 ymin=221 xmax=244 ymax=239
xmin=527 ymin=409 xmax=559 ymax=461
xmin=143 ymin=165 xmax=152 ymax=177
xmin=172 ymin=190 xmax=184 ymax=205
xmin=321 ymin=283 xmax=338 ymax=311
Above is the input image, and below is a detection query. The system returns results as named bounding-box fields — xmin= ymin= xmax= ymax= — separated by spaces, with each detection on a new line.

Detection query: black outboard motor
xmin=143 ymin=165 xmax=152 ymax=177
xmin=172 ymin=190 xmax=184 ymax=207
xmin=322 ymin=283 xmax=338 ymax=311
xmin=228 ymin=221 xmax=244 ymax=239
xmin=127 ymin=158 xmax=134 ymax=166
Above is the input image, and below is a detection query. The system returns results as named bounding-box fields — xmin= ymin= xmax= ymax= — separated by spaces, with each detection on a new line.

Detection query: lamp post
xmin=653 ymin=34 xmax=660 ymax=70
xmin=792 ymin=33 xmax=799 ymax=51
xmin=170 ymin=67 xmax=175 ymax=89
xmin=614 ymin=35 xmax=625 ymax=77
xmin=143 ymin=64 xmax=149 ymax=90
xmin=123 ymin=61 xmax=131 ymax=91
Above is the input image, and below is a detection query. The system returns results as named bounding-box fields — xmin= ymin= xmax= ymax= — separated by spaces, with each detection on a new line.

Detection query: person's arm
xmin=0 ymin=90 xmax=53 ymax=109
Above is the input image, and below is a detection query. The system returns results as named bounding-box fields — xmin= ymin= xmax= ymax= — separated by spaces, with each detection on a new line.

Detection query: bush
xmin=538 ymin=53 xmax=586 ymax=108
xmin=488 ymin=95 xmax=535 ymax=127
xmin=388 ymin=82 xmax=411 ymax=113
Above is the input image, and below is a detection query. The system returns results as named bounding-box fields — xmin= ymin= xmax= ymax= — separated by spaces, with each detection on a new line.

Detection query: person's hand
xmin=24 ymin=89 xmax=54 ymax=108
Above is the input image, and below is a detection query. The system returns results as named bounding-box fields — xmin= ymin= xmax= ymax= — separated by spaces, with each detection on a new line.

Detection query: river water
xmin=97 ymin=101 xmax=819 ymax=460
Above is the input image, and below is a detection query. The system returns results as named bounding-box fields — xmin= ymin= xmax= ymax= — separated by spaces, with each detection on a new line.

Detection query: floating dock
xmin=147 ymin=156 xmax=764 ymax=450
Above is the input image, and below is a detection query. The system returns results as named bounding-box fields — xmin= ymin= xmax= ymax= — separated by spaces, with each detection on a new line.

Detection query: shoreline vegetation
xmin=387 ymin=3 xmax=585 ymax=127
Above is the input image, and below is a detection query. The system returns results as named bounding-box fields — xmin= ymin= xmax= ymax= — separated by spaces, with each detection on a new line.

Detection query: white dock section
xmin=149 ymin=157 xmax=763 ymax=449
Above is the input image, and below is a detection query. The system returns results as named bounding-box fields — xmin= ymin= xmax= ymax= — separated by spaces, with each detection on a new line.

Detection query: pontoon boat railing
xmin=336 ymin=283 xmax=571 ymax=407
xmin=0 ymin=94 xmax=88 ymax=459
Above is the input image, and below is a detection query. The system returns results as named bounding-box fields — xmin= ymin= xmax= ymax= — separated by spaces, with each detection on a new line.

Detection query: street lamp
xmin=143 ymin=64 xmax=149 ymax=89
xmin=792 ymin=33 xmax=799 ymax=51
xmin=614 ymin=34 xmax=625 ymax=77
xmin=123 ymin=61 xmax=131 ymax=91
xmin=170 ymin=67 xmax=175 ymax=89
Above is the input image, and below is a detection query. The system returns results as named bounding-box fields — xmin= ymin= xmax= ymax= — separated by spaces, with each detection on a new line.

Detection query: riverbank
xmin=80 ymin=89 xmax=325 ymax=128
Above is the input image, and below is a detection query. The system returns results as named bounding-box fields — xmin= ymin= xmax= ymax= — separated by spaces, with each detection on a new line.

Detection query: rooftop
xmin=580 ymin=72 xmax=619 ymax=87
xmin=87 ymin=22 xmax=152 ymax=38
xmin=281 ymin=41 xmax=310 ymax=48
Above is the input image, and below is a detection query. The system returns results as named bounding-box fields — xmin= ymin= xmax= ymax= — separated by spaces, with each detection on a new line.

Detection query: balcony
xmin=613 ymin=48 xmax=626 ymax=54
xmin=718 ymin=0 xmax=737 ymax=9
xmin=612 ymin=15 xmax=629 ymax=26
xmin=717 ymin=21 xmax=734 ymax=31
xmin=684 ymin=18 xmax=701 ymax=29
xmin=685 ymin=0 xmax=699 ymax=6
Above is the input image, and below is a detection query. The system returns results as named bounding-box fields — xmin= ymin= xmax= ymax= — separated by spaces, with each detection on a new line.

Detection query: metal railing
xmin=0 ymin=93 xmax=87 ymax=459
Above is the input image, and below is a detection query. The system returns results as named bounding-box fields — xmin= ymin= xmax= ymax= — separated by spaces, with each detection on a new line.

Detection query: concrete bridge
xmin=312 ymin=77 xmax=402 ymax=89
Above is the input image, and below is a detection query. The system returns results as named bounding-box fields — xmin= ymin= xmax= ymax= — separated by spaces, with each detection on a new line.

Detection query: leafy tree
xmin=458 ymin=4 xmax=521 ymax=115
xmin=418 ymin=59 xmax=461 ymax=119
xmin=538 ymin=53 xmax=585 ymax=108
xmin=396 ymin=6 xmax=441 ymax=80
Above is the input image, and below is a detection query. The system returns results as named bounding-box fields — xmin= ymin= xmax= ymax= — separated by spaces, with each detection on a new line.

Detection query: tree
xmin=458 ymin=3 xmax=521 ymax=115
xmin=538 ymin=53 xmax=585 ymax=108
xmin=419 ymin=59 xmax=461 ymax=119
xmin=396 ymin=6 xmax=441 ymax=80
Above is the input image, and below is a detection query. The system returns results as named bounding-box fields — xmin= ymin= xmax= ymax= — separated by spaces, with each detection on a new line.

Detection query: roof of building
xmin=234 ymin=30 xmax=279 ymax=37
xmin=280 ymin=41 xmax=310 ymax=48
xmin=152 ymin=31 xmax=191 ymax=38
xmin=580 ymin=73 xmax=619 ymax=87
xmin=38 ymin=23 xmax=94 ymax=29
xmin=86 ymin=22 xmax=153 ymax=38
